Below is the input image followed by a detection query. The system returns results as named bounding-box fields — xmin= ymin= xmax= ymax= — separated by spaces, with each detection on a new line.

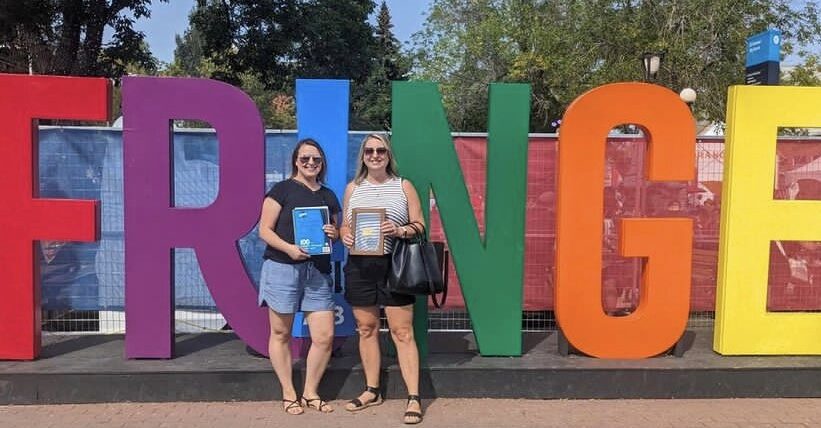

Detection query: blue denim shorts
xmin=258 ymin=259 xmax=335 ymax=314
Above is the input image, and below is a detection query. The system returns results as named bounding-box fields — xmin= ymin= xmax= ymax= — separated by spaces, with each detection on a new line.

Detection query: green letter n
xmin=392 ymin=82 xmax=530 ymax=356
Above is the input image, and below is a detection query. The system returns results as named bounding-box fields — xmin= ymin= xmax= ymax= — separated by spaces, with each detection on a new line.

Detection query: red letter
xmin=0 ymin=75 xmax=110 ymax=360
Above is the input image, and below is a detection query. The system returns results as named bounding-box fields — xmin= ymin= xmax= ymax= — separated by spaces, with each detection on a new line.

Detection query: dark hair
xmin=290 ymin=138 xmax=327 ymax=183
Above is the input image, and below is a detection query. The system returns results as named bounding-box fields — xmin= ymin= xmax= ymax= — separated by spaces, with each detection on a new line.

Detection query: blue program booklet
xmin=292 ymin=206 xmax=332 ymax=255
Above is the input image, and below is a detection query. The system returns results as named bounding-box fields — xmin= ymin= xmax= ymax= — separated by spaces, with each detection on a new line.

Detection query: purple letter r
xmin=123 ymin=77 xmax=268 ymax=358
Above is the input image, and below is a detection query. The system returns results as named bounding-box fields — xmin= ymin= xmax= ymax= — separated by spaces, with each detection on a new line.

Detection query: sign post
xmin=745 ymin=29 xmax=781 ymax=85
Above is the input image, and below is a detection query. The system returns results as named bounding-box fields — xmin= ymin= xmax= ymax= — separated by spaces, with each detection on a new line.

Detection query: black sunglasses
xmin=298 ymin=155 xmax=323 ymax=164
xmin=364 ymin=147 xmax=388 ymax=156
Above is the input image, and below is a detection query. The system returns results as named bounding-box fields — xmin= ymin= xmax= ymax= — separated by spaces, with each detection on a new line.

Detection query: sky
xmin=136 ymin=0 xmax=433 ymax=64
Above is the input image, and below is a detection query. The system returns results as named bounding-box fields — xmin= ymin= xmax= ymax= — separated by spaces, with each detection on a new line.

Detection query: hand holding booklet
xmin=292 ymin=206 xmax=331 ymax=255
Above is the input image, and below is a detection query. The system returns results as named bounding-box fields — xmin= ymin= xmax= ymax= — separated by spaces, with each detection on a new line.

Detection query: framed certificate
xmin=292 ymin=206 xmax=331 ymax=255
xmin=350 ymin=208 xmax=385 ymax=256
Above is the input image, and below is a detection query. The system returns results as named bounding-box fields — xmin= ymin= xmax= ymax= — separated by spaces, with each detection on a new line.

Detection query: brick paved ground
xmin=1 ymin=398 xmax=820 ymax=427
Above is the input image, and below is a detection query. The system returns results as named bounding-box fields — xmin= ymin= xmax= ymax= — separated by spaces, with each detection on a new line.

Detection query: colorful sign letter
xmin=0 ymin=75 xmax=110 ymax=360
xmin=556 ymin=83 xmax=695 ymax=359
xmin=122 ymin=77 xmax=268 ymax=358
xmin=292 ymin=79 xmax=356 ymax=338
xmin=714 ymin=86 xmax=821 ymax=355
xmin=392 ymin=82 xmax=531 ymax=356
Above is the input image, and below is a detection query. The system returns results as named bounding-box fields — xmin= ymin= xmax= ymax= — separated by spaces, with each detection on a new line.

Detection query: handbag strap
xmin=416 ymin=239 xmax=444 ymax=308
xmin=400 ymin=221 xmax=447 ymax=308
xmin=393 ymin=225 xmax=419 ymax=288
xmin=429 ymin=267 xmax=446 ymax=308
xmin=439 ymin=249 xmax=449 ymax=307
xmin=405 ymin=222 xmax=447 ymax=308
xmin=405 ymin=222 xmax=426 ymax=242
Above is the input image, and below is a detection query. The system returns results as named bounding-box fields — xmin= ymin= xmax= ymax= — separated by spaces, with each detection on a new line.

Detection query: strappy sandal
xmin=403 ymin=395 xmax=423 ymax=424
xmin=345 ymin=385 xmax=383 ymax=411
xmin=301 ymin=396 xmax=334 ymax=413
xmin=282 ymin=398 xmax=303 ymax=415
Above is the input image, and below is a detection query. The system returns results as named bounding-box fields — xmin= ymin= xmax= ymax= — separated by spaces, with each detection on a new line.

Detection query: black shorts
xmin=343 ymin=255 xmax=416 ymax=307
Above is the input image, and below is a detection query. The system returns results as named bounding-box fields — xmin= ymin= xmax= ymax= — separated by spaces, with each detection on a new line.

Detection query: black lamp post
xmin=641 ymin=52 xmax=663 ymax=82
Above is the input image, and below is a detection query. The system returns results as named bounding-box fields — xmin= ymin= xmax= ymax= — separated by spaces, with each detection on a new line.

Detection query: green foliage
xmin=188 ymin=0 xmax=394 ymax=129
xmin=293 ymin=0 xmax=376 ymax=83
xmin=164 ymin=5 xmax=285 ymax=128
xmin=189 ymin=0 xmax=297 ymax=89
xmin=780 ymin=54 xmax=821 ymax=136
xmin=352 ymin=0 xmax=411 ymax=130
xmin=185 ymin=0 xmax=412 ymax=130
xmin=191 ymin=0 xmax=376 ymax=89
xmin=783 ymin=55 xmax=821 ymax=87
xmin=167 ymin=25 xmax=205 ymax=77
xmin=413 ymin=0 xmax=821 ymax=132
xmin=0 ymin=0 xmax=165 ymax=77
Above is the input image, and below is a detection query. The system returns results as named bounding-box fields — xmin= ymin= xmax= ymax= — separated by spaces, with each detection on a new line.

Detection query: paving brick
xmin=1 ymin=399 xmax=821 ymax=427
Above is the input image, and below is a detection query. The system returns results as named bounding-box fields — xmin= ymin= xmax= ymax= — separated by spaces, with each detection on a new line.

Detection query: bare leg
xmin=385 ymin=304 xmax=421 ymax=423
xmin=267 ymin=310 xmax=302 ymax=415
xmin=301 ymin=310 xmax=334 ymax=412
xmin=345 ymin=306 xmax=382 ymax=410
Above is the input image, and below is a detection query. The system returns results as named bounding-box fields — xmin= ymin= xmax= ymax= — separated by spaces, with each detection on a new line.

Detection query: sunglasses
xmin=298 ymin=155 xmax=323 ymax=165
xmin=364 ymin=147 xmax=388 ymax=156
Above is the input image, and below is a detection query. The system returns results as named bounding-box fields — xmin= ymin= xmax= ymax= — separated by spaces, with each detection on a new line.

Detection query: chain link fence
xmin=37 ymin=127 xmax=821 ymax=336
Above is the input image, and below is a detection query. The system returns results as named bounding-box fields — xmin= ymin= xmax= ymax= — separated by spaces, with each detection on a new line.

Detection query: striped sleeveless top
xmin=347 ymin=176 xmax=409 ymax=254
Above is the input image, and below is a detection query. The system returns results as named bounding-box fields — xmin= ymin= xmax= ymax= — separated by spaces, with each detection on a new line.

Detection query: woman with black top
xmin=258 ymin=139 xmax=340 ymax=415
xmin=339 ymin=134 xmax=426 ymax=424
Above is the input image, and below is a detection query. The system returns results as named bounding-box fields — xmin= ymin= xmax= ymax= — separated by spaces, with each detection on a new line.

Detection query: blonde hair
xmin=353 ymin=133 xmax=399 ymax=184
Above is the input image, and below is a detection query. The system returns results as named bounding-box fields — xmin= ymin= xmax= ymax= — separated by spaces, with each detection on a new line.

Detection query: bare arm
xmin=258 ymin=197 xmax=309 ymax=261
xmin=400 ymin=179 xmax=426 ymax=238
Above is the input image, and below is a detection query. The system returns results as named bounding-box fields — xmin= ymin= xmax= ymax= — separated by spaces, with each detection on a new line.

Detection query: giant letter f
xmin=0 ymin=75 xmax=110 ymax=360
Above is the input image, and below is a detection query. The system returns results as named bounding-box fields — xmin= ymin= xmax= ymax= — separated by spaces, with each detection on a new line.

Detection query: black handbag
xmin=387 ymin=223 xmax=448 ymax=308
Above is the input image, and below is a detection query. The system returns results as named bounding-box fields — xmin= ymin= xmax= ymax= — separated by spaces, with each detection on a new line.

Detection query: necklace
xmin=365 ymin=175 xmax=392 ymax=198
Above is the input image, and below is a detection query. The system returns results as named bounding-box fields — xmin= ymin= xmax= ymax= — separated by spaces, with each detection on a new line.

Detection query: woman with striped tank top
xmin=339 ymin=134 xmax=425 ymax=424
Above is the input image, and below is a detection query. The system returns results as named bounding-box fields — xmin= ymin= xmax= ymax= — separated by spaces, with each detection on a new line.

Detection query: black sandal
xmin=282 ymin=398 xmax=303 ymax=415
xmin=345 ymin=385 xmax=383 ymax=411
xmin=404 ymin=395 xmax=423 ymax=424
xmin=301 ymin=396 xmax=333 ymax=413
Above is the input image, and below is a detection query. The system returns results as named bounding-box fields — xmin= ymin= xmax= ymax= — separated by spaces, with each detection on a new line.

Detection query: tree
xmin=413 ymin=0 xmax=821 ymax=132
xmin=0 ymin=0 xmax=165 ymax=77
xmin=165 ymin=4 xmax=295 ymax=129
xmin=781 ymin=54 xmax=821 ymax=135
xmin=166 ymin=24 xmax=205 ymax=77
xmin=190 ymin=0 xmax=383 ymax=128
xmin=783 ymin=55 xmax=821 ymax=87
xmin=412 ymin=0 xmax=516 ymax=131
xmin=192 ymin=0 xmax=376 ymax=90
xmin=292 ymin=0 xmax=376 ymax=83
xmin=352 ymin=0 xmax=410 ymax=130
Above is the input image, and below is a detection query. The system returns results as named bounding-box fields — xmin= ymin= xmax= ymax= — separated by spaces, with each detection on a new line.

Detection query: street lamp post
xmin=641 ymin=52 xmax=663 ymax=82
xmin=679 ymin=87 xmax=697 ymax=109
xmin=679 ymin=87 xmax=698 ymax=134
xmin=678 ymin=86 xmax=701 ymax=204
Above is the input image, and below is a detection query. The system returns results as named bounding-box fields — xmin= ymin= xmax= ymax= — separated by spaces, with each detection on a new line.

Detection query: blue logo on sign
xmin=746 ymin=29 xmax=781 ymax=67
